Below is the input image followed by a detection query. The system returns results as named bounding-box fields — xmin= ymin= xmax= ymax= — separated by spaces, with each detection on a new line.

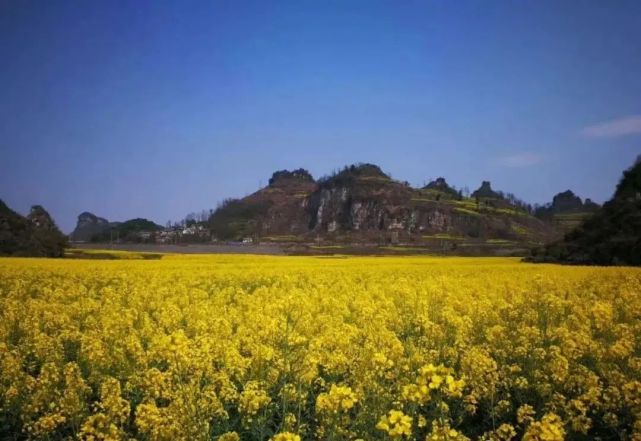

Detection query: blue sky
xmin=1 ymin=1 xmax=640 ymax=232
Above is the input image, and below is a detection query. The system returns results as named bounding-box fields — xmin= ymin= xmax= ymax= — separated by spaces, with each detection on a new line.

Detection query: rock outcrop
xmin=269 ymin=169 xmax=314 ymax=187
xmin=0 ymin=200 xmax=68 ymax=257
xmin=423 ymin=177 xmax=461 ymax=200
xmin=69 ymin=212 xmax=116 ymax=242
xmin=472 ymin=181 xmax=501 ymax=199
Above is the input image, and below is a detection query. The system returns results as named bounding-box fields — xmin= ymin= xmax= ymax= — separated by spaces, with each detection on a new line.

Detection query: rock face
xmin=69 ymin=212 xmax=115 ymax=242
xmin=208 ymin=163 xmax=557 ymax=249
xmin=529 ymin=159 xmax=641 ymax=265
xmin=307 ymin=165 xmax=415 ymax=237
xmin=0 ymin=200 xmax=68 ymax=257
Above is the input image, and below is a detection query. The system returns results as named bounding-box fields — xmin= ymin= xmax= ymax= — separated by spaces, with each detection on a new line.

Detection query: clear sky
xmin=1 ymin=1 xmax=640 ymax=232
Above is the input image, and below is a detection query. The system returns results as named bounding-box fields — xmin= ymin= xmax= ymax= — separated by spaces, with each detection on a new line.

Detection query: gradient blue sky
xmin=2 ymin=1 xmax=641 ymax=232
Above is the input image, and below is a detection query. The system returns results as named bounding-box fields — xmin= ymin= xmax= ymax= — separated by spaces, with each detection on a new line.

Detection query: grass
xmin=379 ymin=246 xmax=427 ymax=252
xmin=65 ymin=248 xmax=163 ymax=260
xmin=422 ymin=234 xmax=467 ymax=240
xmin=553 ymin=212 xmax=592 ymax=220
xmin=453 ymin=207 xmax=481 ymax=217
xmin=511 ymin=224 xmax=531 ymax=236
xmin=485 ymin=239 xmax=516 ymax=245
xmin=494 ymin=208 xmax=528 ymax=217
xmin=410 ymin=197 xmax=436 ymax=203
xmin=358 ymin=175 xmax=392 ymax=182
xmin=309 ymin=244 xmax=349 ymax=249
xmin=450 ymin=199 xmax=479 ymax=209
xmin=262 ymin=235 xmax=305 ymax=243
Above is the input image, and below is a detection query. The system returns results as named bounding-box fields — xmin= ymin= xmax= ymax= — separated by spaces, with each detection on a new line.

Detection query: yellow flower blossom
xmin=523 ymin=413 xmax=565 ymax=441
xmin=0 ymin=255 xmax=639 ymax=439
xmin=376 ymin=410 xmax=413 ymax=438
xmin=270 ymin=432 xmax=301 ymax=441
xmin=316 ymin=384 xmax=358 ymax=414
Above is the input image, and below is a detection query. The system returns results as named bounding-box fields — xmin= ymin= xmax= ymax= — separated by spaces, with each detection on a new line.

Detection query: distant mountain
xmin=528 ymin=158 xmax=641 ymax=265
xmin=69 ymin=212 xmax=118 ymax=242
xmin=0 ymin=200 xmax=68 ymax=257
xmin=207 ymin=163 xmax=557 ymax=254
xmin=64 ymin=162 xmax=620 ymax=256
xmin=534 ymin=190 xmax=600 ymax=233
xmin=70 ymin=212 xmax=162 ymax=243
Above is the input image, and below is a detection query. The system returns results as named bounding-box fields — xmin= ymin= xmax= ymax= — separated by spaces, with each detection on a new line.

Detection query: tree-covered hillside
xmin=528 ymin=158 xmax=641 ymax=265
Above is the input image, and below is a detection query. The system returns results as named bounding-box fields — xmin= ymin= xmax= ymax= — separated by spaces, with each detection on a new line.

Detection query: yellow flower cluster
xmin=0 ymin=254 xmax=640 ymax=440
xmin=425 ymin=420 xmax=470 ymax=441
xmin=270 ymin=432 xmax=301 ymax=441
xmin=402 ymin=363 xmax=465 ymax=404
xmin=376 ymin=410 xmax=413 ymax=438
xmin=239 ymin=381 xmax=271 ymax=417
xmin=316 ymin=384 xmax=358 ymax=414
xmin=523 ymin=413 xmax=566 ymax=441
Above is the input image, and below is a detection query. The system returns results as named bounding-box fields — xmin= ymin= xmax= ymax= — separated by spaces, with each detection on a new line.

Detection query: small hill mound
xmin=209 ymin=168 xmax=318 ymax=240
xmin=0 ymin=200 xmax=68 ymax=257
xmin=208 ymin=198 xmax=272 ymax=240
xmin=534 ymin=190 xmax=601 ymax=234
xmin=535 ymin=190 xmax=600 ymax=217
xmin=423 ymin=177 xmax=461 ymax=200
xmin=318 ymin=163 xmax=392 ymax=189
xmin=70 ymin=212 xmax=162 ymax=243
xmin=551 ymin=190 xmax=583 ymax=212
xmin=472 ymin=181 xmax=502 ymax=200
xmin=528 ymin=159 xmax=641 ymax=265
xmin=269 ymin=169 xmax=314 ymax=187
xmin=70 ymin=212 xmax=114 ymax=242
xmin=88 ymin=218 xmax=163 ymax=243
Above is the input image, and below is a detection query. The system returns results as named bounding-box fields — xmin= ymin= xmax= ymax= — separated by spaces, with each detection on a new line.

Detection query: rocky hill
xmin=208 ymin=163 xmax=558 ymax=254
xmin=423 ymin=177 xmax=461 ymax=200
xmin=69 ymin=212 xmax=119 ymax=242
xmin=0 ymin=200 xmax=68 ymax=257
xmin=534 ymin=190 xmax=600 ymax=233
xmin=70 ymin=212 xmax=162 ymax=243
xmin=66 ymin=162 xmax=615 ymax=256
xmin=529 ymin=158 xmax=641 ymax=265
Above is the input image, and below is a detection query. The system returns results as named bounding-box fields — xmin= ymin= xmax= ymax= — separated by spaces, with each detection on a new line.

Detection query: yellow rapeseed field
xmin=1 ymin=254 xmax=640 ymax=441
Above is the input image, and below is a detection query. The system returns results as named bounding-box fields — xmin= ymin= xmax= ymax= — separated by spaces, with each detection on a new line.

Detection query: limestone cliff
xmin=208 ymin=164 xmax=557 ymax=252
